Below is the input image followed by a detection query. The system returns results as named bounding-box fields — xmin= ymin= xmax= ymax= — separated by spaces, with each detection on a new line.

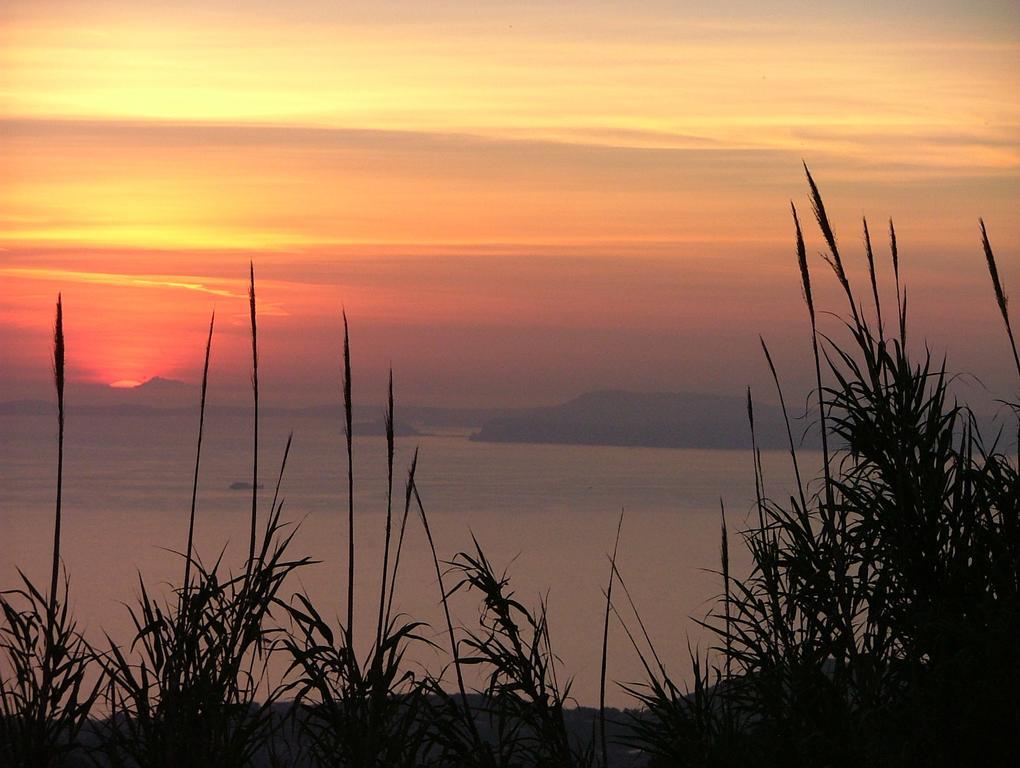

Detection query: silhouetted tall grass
xmin=2 ymin=169 xmax=1017 ymax=766
xmin=436 ymin=536 xmax=597 ymax=767
xmin=95 ymin=266 xmax=309 ymax=767
xmin=276 ymin=325 xmax=435 ymax=767
xmin=620 ymin=168 xmax=1020 ymax=767
xmin=1 ymin=296 xmax=100 ymax=767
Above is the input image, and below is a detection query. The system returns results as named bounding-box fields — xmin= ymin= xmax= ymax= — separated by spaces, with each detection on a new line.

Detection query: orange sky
xmin=1 ymin=1 xmax=1018 ymax=406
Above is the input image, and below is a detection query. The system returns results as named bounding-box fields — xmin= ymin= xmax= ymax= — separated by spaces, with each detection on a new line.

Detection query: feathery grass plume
xmin=341 ymin=310 xmax=355 ymax=646
xmin=2 ymin=294 xmax=99 ymax=765
xmin=803 ymin=163 xmax=839 ymax=262
xmin=40 ymin=293 xmax=65 ymax=728
xmin=793 ymin=202 xmax=815 ymax=325
xmin=863 ymin=217 xmax=884 ymax=340
xmin=49 ymin=294 xmax=65 ymax=624
xmin=890 ymin=219 xmax=905 ymax=346
xmin=598 ymin=510 xmax=624 ymax=768
xmin=247 ymin=263 xmax=259 ymax=576
xmin=803 ymin=163 xmax=843 ymax=275
xmin=376 ymin=369 xmax=395 ymax=654
xmin=981 ymin=219 xmax=1020 ymax=378
xmin=663 ymin=182 xmax=1020 ymax=765
xmin=183 ymin=311 xmax=214 ymax=601
xmin=804 ymin=163 xmax=859 ymax=322
xmin=746 ymin=387 xmax=767 ymax=537
xmin=792 ymin=201 xmax=834 ymax=509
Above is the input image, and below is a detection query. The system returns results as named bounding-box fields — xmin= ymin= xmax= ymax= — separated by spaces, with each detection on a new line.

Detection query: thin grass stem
xmin=760 ymin=337 xmax=808 ymax=513
xmin=341 ymin=310 xmax=355 ymax=646
xmin=412 ymin=479 xmax=479 ymax=743
xmin=183 ymin=311 xmax=214 ymax=600
xmin=863 ymin=217 xmax=884 ymax=341
xmin=598 ymin=509 xmax=624 ymax=768
xmin=49 ymin=294 xmax=65 ymax=623
xmin=376 ymin=370 xmax=395 ymax=654
xmin=981 ymin=219 xmax=1020 ymax=378
xmin=610 ymin=560 xmax=667 ymax=679
xmin=384 ymin=450 xmax=417 ymax=630
xmin=247 ymin=263 xmax=259 ymax=580
xmin=792 ymin=202 xmax=834 ymax=510
xmin=720 ymin=500 xmax=731 ymax=682
xmin=890 ymin=219 xmax=905 ymax=346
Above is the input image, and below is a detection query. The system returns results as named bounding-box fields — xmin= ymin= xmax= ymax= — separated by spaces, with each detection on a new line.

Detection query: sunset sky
xmin=2 ymin=0 xmax=1018 ymax=408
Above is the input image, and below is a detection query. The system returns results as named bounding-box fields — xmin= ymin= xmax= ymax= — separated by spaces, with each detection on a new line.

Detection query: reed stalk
xmin=183 ymin=311 xmax=214 ymax=601
xmin=981 ymin=219 xmax=1020 ymax=378
xmin=48 ymin=295 xmax=65 ymax=629
xmin=792 ymin=200 xmax=834 ymax=510
xmin=342 ymin=311 xmax=355 ymax=646
xmin=719 ymin=501 xmax=731 ymax=682
xmin=375 ymin=370 xmax=395 ymax=654
xmin=759 ymin=336 xmax=807 ymax=513
xmin=598 ymin=510 xmax=624 ymax=768
xmin=890 ymin=220 xmax=905 ymax=346
xmin=863 ymin=217 xmax=884 ymax=340
xmin=247 ymin=263 xmax=259 ymax=579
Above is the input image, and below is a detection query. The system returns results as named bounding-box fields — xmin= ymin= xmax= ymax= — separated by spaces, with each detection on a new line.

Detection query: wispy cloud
xmin=0 ymin=267 xmax=243 ymax=299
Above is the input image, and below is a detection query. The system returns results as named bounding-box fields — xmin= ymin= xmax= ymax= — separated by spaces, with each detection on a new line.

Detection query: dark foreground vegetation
xmin=3 ymin=170 xmax=1018 ymax=767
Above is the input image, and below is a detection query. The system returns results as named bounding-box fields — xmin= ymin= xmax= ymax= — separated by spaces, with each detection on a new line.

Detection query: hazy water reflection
xmin=1 ymin=411 xmax=809 ymax=706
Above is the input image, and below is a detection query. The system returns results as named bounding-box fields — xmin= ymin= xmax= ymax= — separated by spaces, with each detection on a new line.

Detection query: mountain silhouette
xmin=471 ymin=390 xmax=809 ymax=450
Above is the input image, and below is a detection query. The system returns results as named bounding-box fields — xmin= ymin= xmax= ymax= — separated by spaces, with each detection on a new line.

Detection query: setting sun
xmin=1 ymin=2 xmax=1017 ymax=406
xmin=1 ymin=2 xmax=1018 ymax=761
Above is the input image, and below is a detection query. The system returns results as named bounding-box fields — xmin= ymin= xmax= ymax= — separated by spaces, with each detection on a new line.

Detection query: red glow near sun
xmin=110 ymin=379 xmax=143 ymax=389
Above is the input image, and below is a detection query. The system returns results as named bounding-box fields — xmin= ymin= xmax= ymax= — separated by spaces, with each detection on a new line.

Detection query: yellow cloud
xmin=0 ymin=267 xmax=243 ymax=299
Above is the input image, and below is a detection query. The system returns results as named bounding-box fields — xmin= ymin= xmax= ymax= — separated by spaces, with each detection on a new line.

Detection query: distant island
xmin=470 ymin=390 xmax=808 ymax=450
xmin=229 ymin=481 xmax=265 ymax=491
xmin=0 ymin=389 xmax=834 ymax=450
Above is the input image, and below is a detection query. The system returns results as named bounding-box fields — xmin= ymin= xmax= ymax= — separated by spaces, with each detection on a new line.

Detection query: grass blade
xmin=183 ymin=310 xmax=214 ymax=600
xmin=376 ymin=369 xmax=395 ymax=654
xmin=863 ymin=217 xmax=883 ymax=340
xmin=981 ymin=219 xmax=1020 ymax=378
xmin=247 ymin=263 xmax=259 ymax=578
xmin=342 ymin=309 xmax=355 ymax=646
xmin=599 ymin=509 xmax=624 ymax=768
xmin=49 ymin=294 xmax=65 ymax=622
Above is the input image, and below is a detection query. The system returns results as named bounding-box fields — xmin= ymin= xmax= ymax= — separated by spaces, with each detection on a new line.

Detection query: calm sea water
xmin=0 ymin=410 xmax=808 ymax=706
